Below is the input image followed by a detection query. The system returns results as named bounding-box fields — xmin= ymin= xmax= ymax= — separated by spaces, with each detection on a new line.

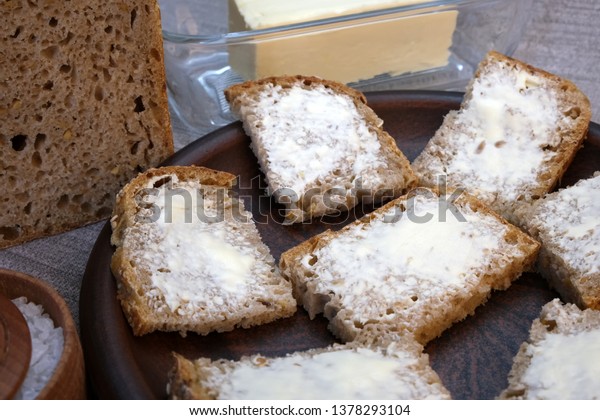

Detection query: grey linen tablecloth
xmin=1 ymin=0 xmax=599 ymax=330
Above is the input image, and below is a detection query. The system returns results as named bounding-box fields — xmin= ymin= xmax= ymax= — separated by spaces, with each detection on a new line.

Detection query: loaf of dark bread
xmin=0 ymin=0 xmax=173 ymax=248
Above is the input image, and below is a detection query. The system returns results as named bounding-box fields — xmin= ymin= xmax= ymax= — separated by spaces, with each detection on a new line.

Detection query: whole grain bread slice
xmin=499 ymin=299 xmax=600 ymax=399
xmin=168 ymin=339 xmax=451 ymax=400
xmin=110 ymin=166 xmax=296 ymax=336
xmin=279 ymin=187 xmax=539 ymax=344
xmin=225 ymin=75 xmax=417 ymax=224
xmin=412 ymin=51 xmax=591 ymax=224
xmin=515 ymin=172 xmax=600 ymax=309
xmin=0 ymin=0 xmax=173 ymax=249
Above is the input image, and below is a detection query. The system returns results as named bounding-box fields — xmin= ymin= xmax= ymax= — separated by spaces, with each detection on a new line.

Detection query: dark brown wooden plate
xmin=80 ymin=91 xmax=600 ymax=400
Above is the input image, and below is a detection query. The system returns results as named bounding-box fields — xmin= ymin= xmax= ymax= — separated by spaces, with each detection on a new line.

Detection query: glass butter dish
xmin=159 ymin=0 xmax=533 ymax=134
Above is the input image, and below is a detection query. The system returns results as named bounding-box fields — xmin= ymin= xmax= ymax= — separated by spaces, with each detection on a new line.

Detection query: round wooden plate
xmin=80 ymin=91 xmax=600 ymax=399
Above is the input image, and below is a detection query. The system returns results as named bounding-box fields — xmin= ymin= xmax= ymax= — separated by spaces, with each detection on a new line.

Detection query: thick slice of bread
xmin=516 ymin=172 xmax=599 ymax=309
xmin=225 ymin=75 xmax=417 ymax=224
xmin=0 ymin=1 xmax=173 ymax=249
xmin=412 ymin=51 xmax=591 ymax=224
xmin=168 ymin=340 xmax=451 ymax=400
xmin=280 ymin=187 xmax=539 ymax=344
xmin=499 ymin=299 xmax=600 ymax=399
xmin=110 ymin=166 xmax=296 ymax=336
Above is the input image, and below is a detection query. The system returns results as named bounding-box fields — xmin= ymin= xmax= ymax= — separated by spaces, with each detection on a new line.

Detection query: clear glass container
xmin=159 ymin=0 xmax=534 ymax=134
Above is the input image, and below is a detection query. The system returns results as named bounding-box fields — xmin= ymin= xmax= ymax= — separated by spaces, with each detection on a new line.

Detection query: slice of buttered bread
xmin=280 ymin=187 xmax=539 ymax=344
xmin=517 ymin=172 xmax=600 ymax=309
xmin=499 ymin=299 xmax=600 ymax=399
xmin=412 ymin=51 xmax=590 ymax=224
xmin=0 ymin=1 xmax=173 ymax=249
xmin=110 ymin=166 xmax=296 ymax=336
xmin=225 ymin=75 xmax=417 ymax=224
xmin=168 ymin=340 xmax=451 ymax=400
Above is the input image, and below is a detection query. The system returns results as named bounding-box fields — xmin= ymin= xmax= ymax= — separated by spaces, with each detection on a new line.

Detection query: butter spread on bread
xmin=225 ymin=75 xmax=416 ymax=223
xmin=500 ymin=299 xmax=600 ymax=399
xmin=521 ymin=328 xmax=600 ymax=399
xmin=142 ymin=183 xmax=257 ymax=310
xmin=516 ymin=172 xmax=600 ymax=309
xmin=169 ymin=341 xmax=451 ymax=400
xmin=412 ymin=51 xmax=591 ymax=224
xmin=110 ymin=166 xmax=296 ymax=336
xmin=280 ymin=187 xmax=539 ymax=344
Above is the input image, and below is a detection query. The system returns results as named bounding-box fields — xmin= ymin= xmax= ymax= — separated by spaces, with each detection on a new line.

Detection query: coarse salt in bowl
xmin=0 ymin=269 xmax=86 ymax=400
xmin=11 ymin=297 xmax=64 ymax=399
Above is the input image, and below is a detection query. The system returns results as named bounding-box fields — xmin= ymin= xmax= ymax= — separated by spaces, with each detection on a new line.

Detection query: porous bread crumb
xmin=0 ymin=0 xmax=173 ymax=249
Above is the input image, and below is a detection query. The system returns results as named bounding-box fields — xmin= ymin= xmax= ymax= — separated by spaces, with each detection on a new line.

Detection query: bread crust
xmin=225 ymin=75 xmax=417 ymax=223
xmin=280 ymin=187 xmax=540 ymax=344
xmin=0 ymin=0 xmax=173 ymax=249
xmin=225 ymin=75 xmax=368 ymax=107
xmin=110 ymin=166 xmax=296 ymax=336
xmin=169 ymin=354 xmax=216 ymax=400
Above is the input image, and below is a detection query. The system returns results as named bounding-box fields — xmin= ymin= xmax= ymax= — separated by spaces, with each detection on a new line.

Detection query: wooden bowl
xmin=0 ymin=269 xmax=86 ymax=399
